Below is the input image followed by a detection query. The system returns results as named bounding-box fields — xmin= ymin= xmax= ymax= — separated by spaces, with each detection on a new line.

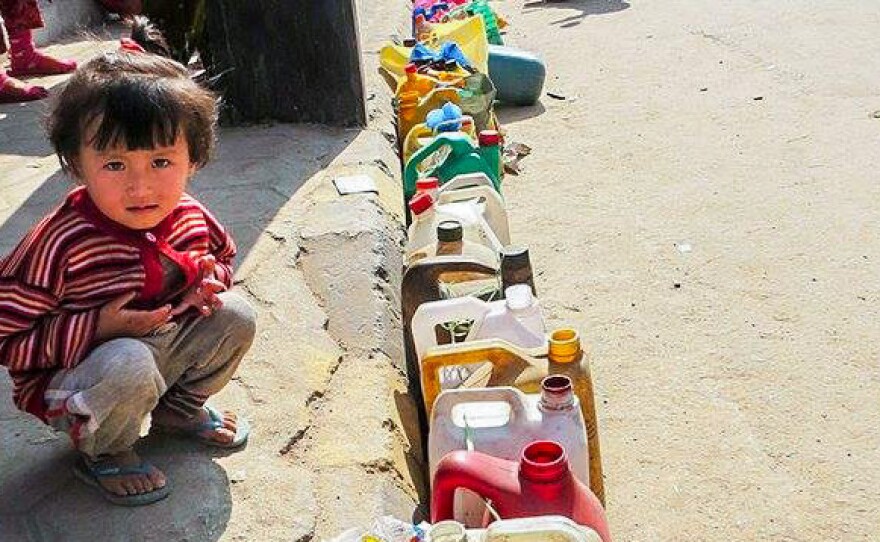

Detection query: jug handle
xmin=403 ymin=123 xmax=435 ymax=164
xmin=440 ymin=172 xmax=497 ymax=193
xmin=437 ymin=185 xmax=510 ymax=245
xmin=412 ymin=296 xmax=491 ymax=363
xmin=402 ymin=256 xmax=498 ymax=326
xmin=432 ymin=386 xmax=530 ymax=429
xmin=404 ymin=132 xmax=477 ymax=199
xmin=421 ymin=341 xmax=538 ymax=416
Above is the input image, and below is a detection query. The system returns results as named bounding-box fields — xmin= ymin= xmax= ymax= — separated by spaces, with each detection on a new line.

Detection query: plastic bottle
xmin=406 ymin=194 xmax=507 ymax=265
xmin=500 ymin=246 xmax=536 ymax=296
xmin=429 ymin=517 xmax=602 ymax=542
xmin=429 ymin=376 xmax=589 ymax=527
xmin=397 ymin=63 xmax=438 ymax=98
xmin=431 ymin=441 xmax=610 ymax=541
xmin=411 ymin=284 xmax=545 ymax=362
xmin=420 ymin=329 xmax=606 ymax=505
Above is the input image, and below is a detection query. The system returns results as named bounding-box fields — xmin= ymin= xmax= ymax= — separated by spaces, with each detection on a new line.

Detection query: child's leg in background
xmin=143 ymin=291 xmax=256 ymax=423
xmin=1 ymin=0 xmax=76 ymax=77
xmin=44 ymin=339 xmax=167 ymax=458
xmin=0 ymin=0 xmax=50 ymax=102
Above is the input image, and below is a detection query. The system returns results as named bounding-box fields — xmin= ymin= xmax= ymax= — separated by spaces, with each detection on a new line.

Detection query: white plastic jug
xmin=406 ymin=187 xmax=509 ymax=265
xmin=439 ymin=172 xmax=498 ymax=195
xmin=429 ymin=517 xmax=602 ymax=542
xmin=411 ymin=284 xmax=546 ymax=364
xmin=437 ymin=185 xmax=510 ymax=247
xmin=429 ymin=376 xmax=589 ymax=527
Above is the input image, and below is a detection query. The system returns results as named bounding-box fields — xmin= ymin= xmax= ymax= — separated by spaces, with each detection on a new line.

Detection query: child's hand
xmin=95 ymin=292 xmax=172 ymax=341
xmin=170 ymin=255 xmax=226 ymax=318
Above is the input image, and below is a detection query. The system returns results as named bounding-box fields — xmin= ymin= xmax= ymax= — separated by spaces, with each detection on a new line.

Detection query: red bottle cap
xmin=405 ymin=63 xmax=418 ymax=74
xmin=416 ymin=177 xmax=440 ymax=191
xmin=409 ymin=192 xmax=434 ymax=215
xmin=478 ymin=130 xmax=500 ymax=146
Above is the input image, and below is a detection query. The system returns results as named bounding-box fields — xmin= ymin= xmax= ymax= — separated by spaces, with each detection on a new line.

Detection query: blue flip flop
xmin=155 ymin=405 xmax=250 ymax=449
xmin=73 ymin=456 xmax=170 ymax=507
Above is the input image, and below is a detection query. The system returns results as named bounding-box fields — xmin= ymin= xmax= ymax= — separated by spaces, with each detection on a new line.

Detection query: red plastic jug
xmin=431 ymin=440 xmax=611 ymax=542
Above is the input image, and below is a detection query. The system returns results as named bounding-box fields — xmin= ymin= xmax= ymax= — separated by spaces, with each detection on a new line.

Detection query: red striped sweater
xmin=0 ymin=187 xmax=236 ymax=421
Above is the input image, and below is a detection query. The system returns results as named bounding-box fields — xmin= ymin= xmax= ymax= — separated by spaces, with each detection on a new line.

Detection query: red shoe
xmin=9 ymin=50 xmax=77 ymax=77
xmin=0 ymin=73 xmax=49 ymax=104
xmin=8 ymin=29 xmax=77 ymax=78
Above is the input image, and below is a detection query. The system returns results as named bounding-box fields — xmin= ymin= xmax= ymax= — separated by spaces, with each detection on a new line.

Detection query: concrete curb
xmin=289 ymin=128 xmax=428 ymax=536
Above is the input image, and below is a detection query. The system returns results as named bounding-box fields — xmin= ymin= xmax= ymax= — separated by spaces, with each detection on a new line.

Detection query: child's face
xmin=76 ymin=135 xmax=195 ymax=230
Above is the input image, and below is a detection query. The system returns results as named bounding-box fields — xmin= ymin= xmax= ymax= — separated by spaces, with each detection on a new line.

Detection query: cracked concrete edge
xmin=238 ymin=126 xmax=424 ymax=538
xmin=33 ymin=0 xmax=105 ymax=47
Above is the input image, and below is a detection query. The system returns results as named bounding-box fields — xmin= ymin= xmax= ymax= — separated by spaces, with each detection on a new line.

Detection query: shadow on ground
xmin=496 ymin=101 xmax=547 ymax=124
xmin=523 ymin=0 xmax=630 ymax=27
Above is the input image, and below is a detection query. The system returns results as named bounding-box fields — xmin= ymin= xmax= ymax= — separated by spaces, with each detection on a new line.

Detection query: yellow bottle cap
xmin=548 ymin=328 xmax=581 ymax=363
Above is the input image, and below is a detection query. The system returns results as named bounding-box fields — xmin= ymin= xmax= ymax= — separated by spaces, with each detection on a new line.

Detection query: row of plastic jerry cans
xmin=393 ymin=64 xmax=503 ymax=192
xmin=411 ymin=292 xmax=606 ymax=509
xmin=381 ymin=15 xmax=545 ymax=105
xmin=395 ymin=115 xmax=607 ymax=516
xmin=389 ymin=15 xmax=606 ymax=535
xmin=428 ymin=374 xmax=609 ymax=540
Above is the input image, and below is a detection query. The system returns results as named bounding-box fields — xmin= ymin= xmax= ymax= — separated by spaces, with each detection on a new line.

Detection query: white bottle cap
xmin=505 ymin=284 xmax=534 ymax=311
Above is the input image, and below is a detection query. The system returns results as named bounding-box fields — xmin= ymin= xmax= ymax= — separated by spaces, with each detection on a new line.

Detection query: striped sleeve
xmin=0 ymin=212 xmax=100 ymax=372
xmin=200 ymin=203 xmax=237 ymax=288
xmin=0 ymin=282 xmax=100 ymax=371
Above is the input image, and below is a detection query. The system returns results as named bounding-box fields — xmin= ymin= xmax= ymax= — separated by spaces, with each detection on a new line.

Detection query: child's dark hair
xmin=47 ymin=51 xmax=218 ymax=175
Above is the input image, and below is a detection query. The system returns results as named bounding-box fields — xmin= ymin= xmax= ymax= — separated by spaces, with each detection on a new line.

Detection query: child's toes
xmin=131 ymin=477 xmax=147 ymax=495
xmin=148 ymin=467 xmax=166 ymax=489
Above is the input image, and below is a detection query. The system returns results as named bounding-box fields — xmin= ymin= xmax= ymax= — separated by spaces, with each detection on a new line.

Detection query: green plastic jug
xmin=404 ymin=131 xmax=502 ymax=204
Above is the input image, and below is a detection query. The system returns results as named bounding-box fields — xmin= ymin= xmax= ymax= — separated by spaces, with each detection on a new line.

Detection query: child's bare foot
xmin=152 ymin=405 xmax=247 ymax=447
xmin=74 ymin=449 xmax=169 ymax=505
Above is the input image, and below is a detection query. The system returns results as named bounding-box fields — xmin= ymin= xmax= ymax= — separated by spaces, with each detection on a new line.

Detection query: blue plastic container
xmin=488 ymin=44 xmax=546 ymax=106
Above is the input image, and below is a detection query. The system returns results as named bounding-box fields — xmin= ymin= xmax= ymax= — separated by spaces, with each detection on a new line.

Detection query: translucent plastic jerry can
xmin=428 ymin=517 xmax=602 ymax=542
xmin=421 ymin=329 xmax=606 ymax=505
xmin=411 ymin=285 xmax=544 ymax=364
xmin=406 ymin=188 xmax=509 ymax=265
xmin=429 ymin=377 xmax=589 ymax=527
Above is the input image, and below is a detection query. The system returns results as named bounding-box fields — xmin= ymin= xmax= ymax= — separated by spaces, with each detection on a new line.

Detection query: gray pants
xmin=44 ymin=292 xmax=256 ymax=458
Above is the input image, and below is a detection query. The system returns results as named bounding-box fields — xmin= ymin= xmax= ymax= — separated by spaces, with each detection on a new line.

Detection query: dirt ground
xmin=491 ymin=1 xmax=880 ymax=540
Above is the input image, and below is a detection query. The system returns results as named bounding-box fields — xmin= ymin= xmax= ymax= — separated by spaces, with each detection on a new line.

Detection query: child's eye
xmin=152 ymin=158 xmax=172 ymax=169
xmin=103 ymin=161 xmax=125 ymax=171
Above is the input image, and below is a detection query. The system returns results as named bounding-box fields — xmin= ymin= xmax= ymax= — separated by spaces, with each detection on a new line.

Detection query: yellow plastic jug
xmin=420 ymin=329 xmax=606 ymax=505
xmin=379 ymin=16 xmax=490 ymax=80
